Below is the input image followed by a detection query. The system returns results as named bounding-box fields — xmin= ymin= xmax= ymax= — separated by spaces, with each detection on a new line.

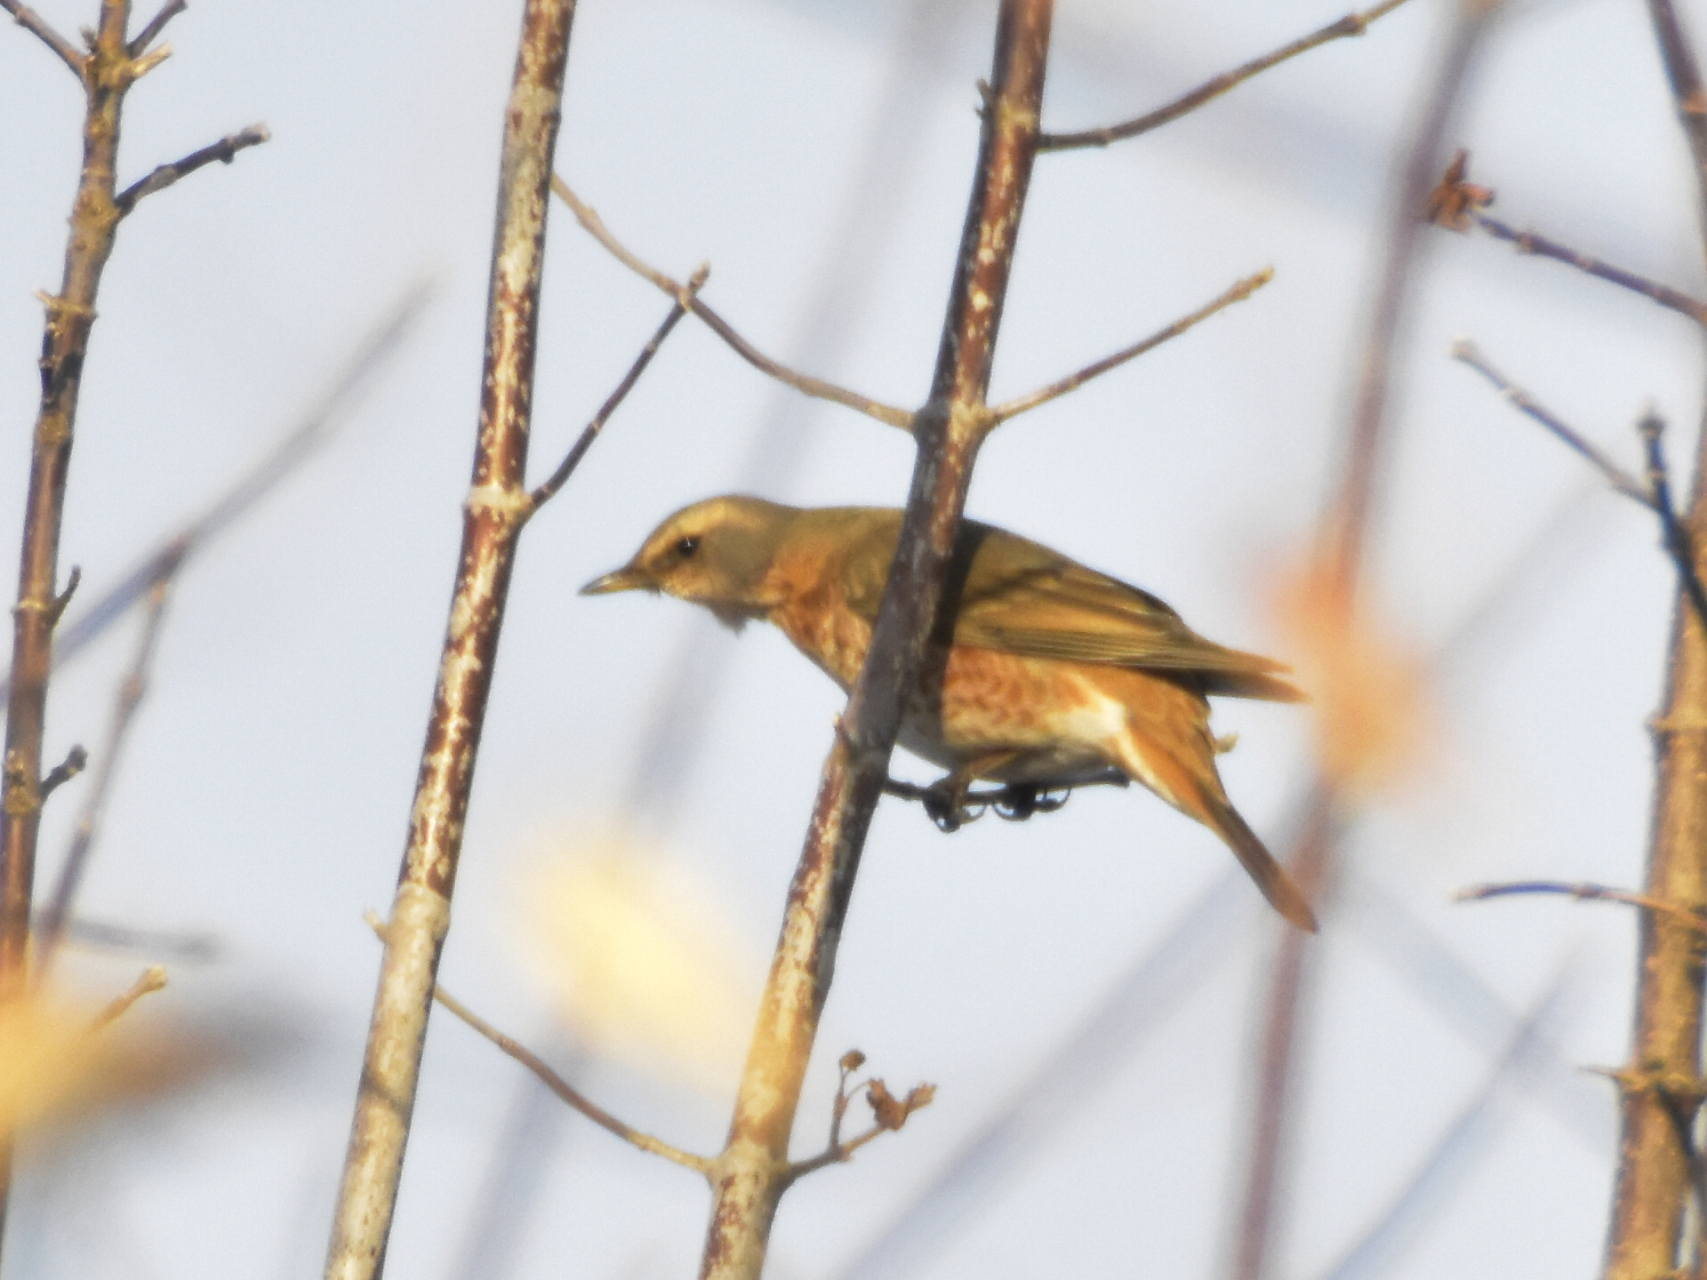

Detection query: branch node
xmin=39 ymin=745 xmax=87 ymax=801
xmin=48 ymin=564 xmax=81 ymax=627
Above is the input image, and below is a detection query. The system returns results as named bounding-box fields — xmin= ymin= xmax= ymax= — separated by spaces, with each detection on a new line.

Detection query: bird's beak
xmin=579 ymin=564 xmax=650 ymax=596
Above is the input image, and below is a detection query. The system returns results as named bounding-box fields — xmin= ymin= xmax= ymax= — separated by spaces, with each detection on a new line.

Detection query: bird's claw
xmin=993 ymin=784 xmax=1070 ymax=821
xmin=922 ymin=782 xmax=984 ymax=833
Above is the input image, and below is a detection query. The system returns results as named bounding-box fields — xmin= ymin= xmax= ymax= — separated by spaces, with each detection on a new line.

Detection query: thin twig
xmin=988 ymin=268 xmax=1272 ymax=422
xmin=1474 ymin=213 xmax=1707 ymax=327
xmin=115 ymin=124 xmax=270 ymax=215
xmin=35 ymin=577 xmax=173 ymax=980
xmin=551 ymin=176 xmax=915 ymax=432
xmin=89 ymin=965 xmax=168 ymax=1031
xmin=125 ymin=0 xmax=182 ymax=56
xmin=38 ymin=745 xmax=86 ymax=802
xmin=1451 ymin=341 xmax=1652 ymax=504
xmin=1452 ymin=344 xmax=1707 ymax=629
xmin=526 ymin=265 xmax=708 ymax=514
xmin=325 ymin=6 xmax=576 ymax=1277
xmin=1037 ymin=0 xmax=1418 ymax=152
xmin=0 ymin=0 xmax=85 ymax=75
xmin=1316 ymin=962 xmax=1577 ymax=1280
xmin=1455 ymin=880 xmax=1707 ymax=932
xmin=1642 ymin=412 xmax=1707 ymax=633
xmin=412 ymin=955 xmax=709 ymax=1175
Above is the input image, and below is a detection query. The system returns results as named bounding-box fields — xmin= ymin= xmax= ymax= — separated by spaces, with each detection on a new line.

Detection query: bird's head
xmin=580 ymin=495 xmax=797 ymax=629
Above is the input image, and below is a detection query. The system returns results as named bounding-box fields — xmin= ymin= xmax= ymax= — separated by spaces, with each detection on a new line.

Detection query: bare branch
xmin=1452 ymin=345 xmax=1707 ymax=631
xmin=326 ymin=6 xmax=576 ymax=1276
xmin=1477 ymin=214 xmax=1707 ymax=326
xmin=1232 ymin=7 xmax=1499 ymax=1277
xmin=0 ymin=0 xmax=85 ymax=75
xmin=1451 ymin=341 xmax=1652 ymax=504
xmin=989 ymin=268 xmax=1272 ymax=423
xmin=527 ymin=265 xmax=708 ymax=514
xmin=126 ymin=0 xmax=183 ymax=56
xmin=36 ymin=577 xmax=173 ymax=980
xmin=115 ymin=124 xmax=270 ymax=215
xmin=700 ymin=5 xmax=1053 ymax=1276
xmin=1455 ymin=879 xmax=1707 ymax=932
xmin=1036 ymin=0 xmax=1418 ymax=152
xmin=551 ymin=176 xmax=915 ymax=431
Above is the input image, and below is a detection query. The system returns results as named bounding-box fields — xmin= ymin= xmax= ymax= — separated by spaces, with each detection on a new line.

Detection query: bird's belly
xmin=901 ymin=649 xmax=1126 ymax=784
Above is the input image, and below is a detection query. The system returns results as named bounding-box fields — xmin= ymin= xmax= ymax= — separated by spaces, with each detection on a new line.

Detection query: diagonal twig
xmin=89 ymin=965 xmax=168 ymax=1031
xmin=126 ymin=0 xmax=183 ymax=57
xmin=1476 ymin=213 xmax=1707 ymax=326
xmin=551 ymin=176 xmax=915 ymax=432
xmin=1451 ymin=341 xmax=1651 ymax=503
xmin=526 ymin=265 xmax=708 ymax=514
xmin=410 ymin=951 xmax=709 ymax=1175
xmin=1642 ymin=411 xmax=1707 ymax=633
xmin=1315 ymin=962 xmax=1578 ymax=1280
xmin=1037 ymin=0 xmax=1418 ymax=152
xmin=989 ymin=268 xmax=1272 ymax=422
xmin=35 ymin=576 xmax=174 ymax=981
xmin=1456 ymin=879 xmax=1707 ymax=932
xmin=115 ymin=124 xmax=271 ymax=214
xmin=1452 ymin=343 xmax=1707 ymax=632
xmin=0 ymin=0 xmax=85 ymax=75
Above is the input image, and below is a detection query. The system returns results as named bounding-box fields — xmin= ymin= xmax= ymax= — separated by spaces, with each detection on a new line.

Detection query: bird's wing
xmin=953 ymin=527 xmax=1302 ymax=700
xmin=836 ymin=517 xmax=1300 ymax=700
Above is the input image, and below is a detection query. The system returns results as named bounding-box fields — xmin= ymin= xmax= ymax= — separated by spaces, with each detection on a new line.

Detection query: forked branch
xmin=526 ymin=265 xmax=709 ymax=514
xmin=551 ymin=177 xmax=915 ymax=431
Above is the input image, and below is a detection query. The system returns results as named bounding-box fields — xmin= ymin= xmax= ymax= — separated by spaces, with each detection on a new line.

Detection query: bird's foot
xmin=921 ymin=776 xmax=985 ymax=833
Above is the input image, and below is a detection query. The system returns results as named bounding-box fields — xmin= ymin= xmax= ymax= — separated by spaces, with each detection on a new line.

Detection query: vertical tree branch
xmin=321 ymin=3 xmax=576 ymax=1277
xmin=1229 ymin=6 xmax=1498 ymax=1279
xmin=0 ymin=0 xmax=137 ymax=1254
xmin=1607 ymin=6 xmax=1707 ymax=1276
xmin=697 ymin=4 xmax=1052 ymax=1277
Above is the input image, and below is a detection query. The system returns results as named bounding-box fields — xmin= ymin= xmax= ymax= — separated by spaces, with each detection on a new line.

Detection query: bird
xmin=582 ymin=495 xmax=1316 ymax=932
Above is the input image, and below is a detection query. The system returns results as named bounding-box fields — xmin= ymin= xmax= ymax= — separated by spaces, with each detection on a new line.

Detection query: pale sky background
xmin=1 ymin=0 xmax=1703 ymax=1277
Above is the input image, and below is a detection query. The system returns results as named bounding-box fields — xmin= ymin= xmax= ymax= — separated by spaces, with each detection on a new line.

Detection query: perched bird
xmin=583 ymin=496 xmax=1316 ymax=932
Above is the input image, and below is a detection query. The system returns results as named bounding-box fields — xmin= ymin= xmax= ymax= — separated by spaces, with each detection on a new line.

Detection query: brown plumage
xmin=583 ymin=495 xmax=1316 ymax=932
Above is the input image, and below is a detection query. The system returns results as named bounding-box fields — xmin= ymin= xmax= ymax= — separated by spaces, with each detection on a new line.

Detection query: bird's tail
xmin=1201 ymin=795 xmax=1318 ymax=932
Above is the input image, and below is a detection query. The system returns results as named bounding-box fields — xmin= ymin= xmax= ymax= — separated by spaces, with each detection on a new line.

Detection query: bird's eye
xmin=675 ymin=535 xmax=700 ymax=559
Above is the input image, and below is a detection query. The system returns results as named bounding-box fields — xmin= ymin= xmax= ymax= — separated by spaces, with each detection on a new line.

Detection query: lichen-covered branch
xmin=696 ymin=5 xmax=1052 ymax=1278
xmin=322 ymin=4 xmax=577 ymax=1277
